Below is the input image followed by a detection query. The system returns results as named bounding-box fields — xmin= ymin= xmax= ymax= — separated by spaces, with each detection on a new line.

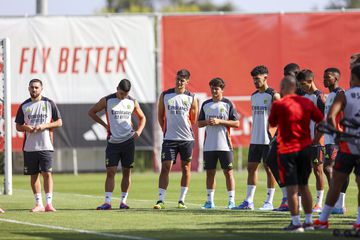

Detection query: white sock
xmin=245 ymin=185 xmax=256 ymax=203
xmin=316 ymin=190 xmax=324 ymax=206
xmin=228 ymin=190 xmax=235 ymax=203
xmin=159 ymin=188 xmax=166 ymax=202
xmin=335 ymin=193 xmax=346 ymax=208
xmin=121 ymin=192 xmax=128 ymax=204
xmin=357 ymin=207 xmax=360 ymax=224
xmin=34 ymin=193 xmax=43 ymax=206
xmin=291 ymin=215 xmax=301 ymax=226
xmin=305 ymin=213 xmax=313 ymax=224
xmin=319 ymin=204 xmax=334 ymax=222
xmin=265 ymin=188 xmax=275 ymax=204
xmin=207 ymin=189 xmax=215 ymax=202
xmin=105 ymin=192 xmax=112 ymax=204
xmin=281 ymin=187 xmax=287 ymax=199
xmin=45 ymin=193 xmax=53 ymax=205
xmin=179 ymin=187 xmax=188 ymax=202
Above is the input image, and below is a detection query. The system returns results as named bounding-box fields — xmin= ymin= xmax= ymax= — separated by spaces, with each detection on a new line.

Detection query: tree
xmin=103 ymin=0 xmax=236 ymax=13
xmin=326 ymin=0 xmax=360 ymax=9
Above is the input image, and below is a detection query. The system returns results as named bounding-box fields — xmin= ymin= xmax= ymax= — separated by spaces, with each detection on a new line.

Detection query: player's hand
xmin=33 ymin=124 xmax=45 ymax=133
xmin=27 ymin=126 xmax=35 ymax=133
xmin=209 ymin=118 xmax=221 ymax=126
xmin=134 ymin=130 xmax=142 ymax=138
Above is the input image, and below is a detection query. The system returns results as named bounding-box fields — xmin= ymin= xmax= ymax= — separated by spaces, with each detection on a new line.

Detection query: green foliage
xmin=102 ymin=0 xmax=236 ymax=13
xmin=326 ymin=0 xmax=360 ymax=9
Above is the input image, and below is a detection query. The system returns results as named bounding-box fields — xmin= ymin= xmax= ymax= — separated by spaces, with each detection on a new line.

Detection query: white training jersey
xmin=340 ymin=87 xmax=360 ymax=155
xmin=303 ymin=90 xmax=325 ymax=140
xmin=199 ymin=98 xmax=239 ymax=151
xmin=162 ymin=88 xmax=195 ymax=141
xmin=324 ymin=87 xmax=344 ymax=145
xmin=250 ymin=88 xmax=276 ymax=145
xmin=105 ymin=93 xmax=135 ymax=144
xmin=15 ymin=97 xmax=61 ymax=152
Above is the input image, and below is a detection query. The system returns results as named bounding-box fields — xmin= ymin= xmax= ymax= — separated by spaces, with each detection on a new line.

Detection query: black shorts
xmin=161 ymin=140 xmax=194 ymax=163
xmin=278 ymin=147 xmax=312 ymax=186
xmin=203 ymin=151 xmax=233 ymax=170
xmin=265 ymin=139 xmax=284 ymax=187
xmin=310 ymin=145 xmax=324 ymax=166
xmin=106 ymin=138 xmax=135 ymax=168
xmin=23 ymin=151 xmax=53 ymax=175
xmin=324 ymin=144 xmax=339 ymax=167
xmin=333 ymin=152 xmax=360 ymax=176
xmin=248 ymin=144 xmax=269 ymax=163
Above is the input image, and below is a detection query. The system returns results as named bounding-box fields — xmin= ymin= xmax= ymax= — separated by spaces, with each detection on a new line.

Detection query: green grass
xmin=0 ymin=171 xmax=358 ymax=239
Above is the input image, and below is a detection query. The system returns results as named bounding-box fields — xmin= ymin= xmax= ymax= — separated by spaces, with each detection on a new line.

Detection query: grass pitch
xmin=0 ymin=171 xmax=358 ymax=239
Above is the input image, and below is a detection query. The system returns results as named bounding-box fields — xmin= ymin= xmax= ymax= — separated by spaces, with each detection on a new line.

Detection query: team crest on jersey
xmin=26 ymin=108 xmax=31 ymax=113
xmin=182 ymin=99 xmax=188 ymax=106
xmin=220 ymin=107 xmax=225 ymax=113
xmin=42 ymin=105 xmax=46 ymax=112
xmin=168 ymin=99 xmax=175 ymax=106
xmin=127 ymin=104 xmax=131 ymax=109
xmin=264 ymin=99 xmax=268 ymax=104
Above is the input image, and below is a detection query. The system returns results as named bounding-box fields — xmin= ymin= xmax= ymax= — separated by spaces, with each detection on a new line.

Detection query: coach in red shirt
xmin=269 ymin=76 xmax=323 ymax=232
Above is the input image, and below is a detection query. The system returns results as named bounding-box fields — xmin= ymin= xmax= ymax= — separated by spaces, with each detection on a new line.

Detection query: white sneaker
xmin=259 ymin=202 xmax=274 ymax=211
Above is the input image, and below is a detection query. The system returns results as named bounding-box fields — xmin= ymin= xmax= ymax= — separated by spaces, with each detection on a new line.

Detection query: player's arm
xmin=35 ymin=119 xmax=62 ymax=132
xmin=209 ymin=118 xmax=240 ymax=128
xmin=269 ymin=93 xmax=281 ymax=135
xmin=273 ymin=92 xmax=281 ymax=102
xmin=197 ymin=102 xmax=208 ymax=128
xmin=268 ymin=103 xmax=278 ymax=128
xmin=88 ymin=97 xmax=107 ymax=129
xmin=157 ymin=93 xmax=165 ymax=131
xmin=189 ymin=97 xmax=199 ymax=125
xmin=209 ymin=101 xmax=240 ymax=128
xmin=133 ymin=100 xmax=146 ymax=138
xmin=327 ymin=91 xmax=346 ymax=127
xmin=34 ymin=101 xmax=63 ymax=132
xmin=311 ymin=102 xmax=325 ymax=145
xmin=16 ymin=123 xmax=34 ymax=133
xmin=15 ymin=106 xmax=34 ymax=132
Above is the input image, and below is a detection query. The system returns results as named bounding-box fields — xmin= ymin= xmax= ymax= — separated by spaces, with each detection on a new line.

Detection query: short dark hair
xmin=176 ymin=69 xmax=190 ymax=79
xmin=324 ymin=67 xmax=341 ymax=75
xmin=29 ymin=78 xmax=43 ymax=86
xmin=284 ymin=63 xmax=300 ymax=76
xmin=251 ymin=65 xmax=268 ymax=76
xmin=296 ymin=69 xmax=314 ymax=81
xmin=209 ymin=77 xmax=225 ymax=89
xmin=351 ymin=64 xmax=360 ymax=80
xmin=118 ymin=79 xmax=131 ymax=92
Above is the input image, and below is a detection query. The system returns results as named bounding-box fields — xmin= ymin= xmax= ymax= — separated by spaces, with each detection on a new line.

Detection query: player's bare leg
xmin=154 ymin=160 xmax=173 ymax=209
xmin=223 ymin=168 xmax=235 ymax=208
xmin=178 ymin=161 xmax=191 ymax=208
xmin=30 ymin=173 xmax=44 ymax=212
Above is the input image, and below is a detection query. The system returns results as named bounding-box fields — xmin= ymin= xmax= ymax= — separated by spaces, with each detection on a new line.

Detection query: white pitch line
xmin=0 ymin=218 xmax=156 ymax=240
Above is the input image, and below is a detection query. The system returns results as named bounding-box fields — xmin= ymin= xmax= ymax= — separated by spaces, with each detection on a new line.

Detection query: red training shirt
xmin=268 ymin=94 xmax=323 ymax=154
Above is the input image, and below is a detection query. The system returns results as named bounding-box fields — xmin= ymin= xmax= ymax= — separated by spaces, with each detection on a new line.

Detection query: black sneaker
xmin=283 ymin=222 xmax=305 ymax=232
xmin=303 ymin=222 xmax=314 ymax=231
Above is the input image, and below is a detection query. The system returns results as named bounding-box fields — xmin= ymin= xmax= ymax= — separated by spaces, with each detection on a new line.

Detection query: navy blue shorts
xmin=161 ymin=140 xmax=194 ymax=163
xmin=23 ymin=151 xmax=53 ymax=175
xmin=248 ymin=144 xmax=270 ymax=163
xmin=324 ymin=144 xmax=339 ymax=167
xmin=334 ymin=152 xmax=360 ymax=176
xmin=106 ymin=138 xmax=135 ymax=168
xmin=310 ymin=145 xmax=324 ymax=166
xmin=203 ymin=151 xmax=234 ymax=170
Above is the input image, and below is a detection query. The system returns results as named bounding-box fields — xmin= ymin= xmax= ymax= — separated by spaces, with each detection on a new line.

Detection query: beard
xmin=30 ymin=92 xmax=40 ymax=98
